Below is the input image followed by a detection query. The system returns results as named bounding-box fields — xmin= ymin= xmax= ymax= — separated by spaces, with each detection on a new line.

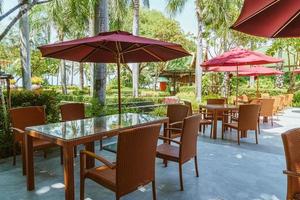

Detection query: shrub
xmin=0 ymin=89 xmax=61 ymax=158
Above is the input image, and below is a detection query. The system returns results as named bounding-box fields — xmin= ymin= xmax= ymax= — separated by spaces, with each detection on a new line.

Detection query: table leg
xmin=213 ymin=110 xmax=218 ymax=139
xmin=25 ymin=134 xmax=34 ymax=191
xmin=85 ymin=142 xmax=95 ymax=169
xmin=63 ymin=145 xmax=74 ymax=200
xmin=263 ymin=116 xmax=268 ymax=123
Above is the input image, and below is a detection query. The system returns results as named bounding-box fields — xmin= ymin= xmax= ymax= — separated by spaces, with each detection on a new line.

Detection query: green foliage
xmin=148 ymin=106 xmax=166 ymax=117
xmin=292 ymin=91 xmax=300 ymax=107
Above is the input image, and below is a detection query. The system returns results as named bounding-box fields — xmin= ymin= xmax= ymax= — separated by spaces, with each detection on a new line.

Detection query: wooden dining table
xmin=199 ymin=104 xmax=238 ymax=139
xmin=25 ymin=113 xmax=169 ymax=200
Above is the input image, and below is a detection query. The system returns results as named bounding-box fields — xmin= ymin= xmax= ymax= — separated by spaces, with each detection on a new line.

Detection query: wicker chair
xmin=10 ymin=106 xmax=62 ymax=175
xmin=60 ymin=103 xmax=85 ymax=157
xmin=205 ymin=98 xmax=226 ymax=120
xmin=282 ymin=128 xmax=300 ymax=200
xmin=183 ymin=100 xmax=212 ymax=136
xmin=222 ymin=104 xmax=260 ymax=145
xmin=260 ymin=98 xmax=275 ymax=126
xmin=80 ymin=124 xmax=161 ymax=200
xmin=167 ymin=104 xmax=189 ymax=138
xmin=156 ymin=114 xmax=201 ymax=191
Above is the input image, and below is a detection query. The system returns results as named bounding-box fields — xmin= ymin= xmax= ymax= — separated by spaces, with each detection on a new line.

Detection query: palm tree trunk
xmin=89 ymin=0 xmax=108 ymax=104
xmin=19 ymin=0 xmax=31 ymax=90
xmin=195 ymin=0 xmax=203 ymax=102
xmin=79 ymin=62 xmax=84 ymax=90
xmin=58 ymin=31 xmax=67 ymax=94
xmin=131 ymin=0 xmax=140 ymax=97
xmin=71 ymin=62 xmax=74 ymax=86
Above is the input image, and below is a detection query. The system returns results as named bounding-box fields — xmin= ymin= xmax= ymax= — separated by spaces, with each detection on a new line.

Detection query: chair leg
xmin=74 ymin=146 xmax=77 ymax=158
xmin=210 ymin=124 xmax=213 ymax=138
xmin=152 ymin=180 xmax=157 ymax=200
xmin=60 ymin=147 xmax=63 ymax=165
xmin=194 ymin=156 xmax=199 ymax=177
xmin=115 ymin=195 xmax=120 ymax=200
xmin=199 ymin=124 xmax=202 ymax=132
xmin=271 ymin=116 xmax=274 ymax=126
xmin=80 ymin=177 xmax=85 ymax=200
xmin=164 ymin=160 xmax=168 ymax=167
xmin=21 ymin=144 xmax=26 ymax=176
xmin=179 ymin=163 xmax=184 ymax=191
xmin=203 ymin=125 xmax=206 ymax=134
xmin=43 ymin=150 xmax=47 ymax=159
xmin=221 ymin=125 xmax=225 ymax=140
xmin=99 ymin=140 xmax=103 ymax=151
xmin=237 ymin=131 xmax=240 ymax=145
xmin=12 ymin=142 xmax=16 ymax=166
xmin=255 ymin=129 xmax=258 ymax=144
xmin=258 ymin=119 xmax=261 ymax=135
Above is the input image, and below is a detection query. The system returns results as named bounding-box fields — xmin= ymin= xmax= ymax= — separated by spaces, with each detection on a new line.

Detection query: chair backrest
xmin=167 ymin=104 xmax=189 ymax=124
xmin=180 ymin=114 xmax=201 ymax=163
xmin=260 ymin=98 xmax=275 ymax=117
xmin=284 ymin=94 xmax=290 ymax=107
xmin=207 ymin=98 xmax=226 ymax=105
xmin=249 ymin=99 xmax=261 ymax=105
xmin=116 ymin=124 xmax=161 ymax=197
xmin=273 ymin=96 xmax=280 ymax=114
xmin=279 ymin=95 xmax=285 ymax=110
xmin=260 ymin=93 xmax=270 ymax=98
xmin=60 ymin=103 xmax=85 ymax=121
xmin=10 ymin=106 xmax=46 ymax=142
xmin=183 ymin=100 xmax=193 ymax=116
xmin=288 ymin=94 xmax=294 ymax=106
xmin=282 ymin=129 xmax=300 ymax=200
xmin=238 ymin=104 xmax=260 ymax=131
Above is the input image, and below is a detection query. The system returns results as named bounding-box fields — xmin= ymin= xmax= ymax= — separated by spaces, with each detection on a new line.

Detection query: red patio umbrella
xmin=38 ymin=30 xmax=190 ymax=113
xmin=293 ymin=69 xmax=300 ymax=74
xmin=238 ymin=66 xmax=283 ymax=97
xmin=201 ymin=48 xmax=282 ymax=101
xmin=231 ymin=0 xmax=300 ymax=38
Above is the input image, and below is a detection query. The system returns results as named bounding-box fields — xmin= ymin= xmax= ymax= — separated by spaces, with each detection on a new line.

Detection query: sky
xmin=1 ymin=0 xmax=197 ymax=36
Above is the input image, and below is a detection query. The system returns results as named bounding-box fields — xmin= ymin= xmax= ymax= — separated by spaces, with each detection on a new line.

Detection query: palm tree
xmin=167 ymin=0 xmax=203 ymax=101
xmin=88 ymin=0 xmax=108 ymax=104
xmin=19 ymin=0 xmax=32 ymax=90
xmin=131 ymin=0 xmax=140 ymax=97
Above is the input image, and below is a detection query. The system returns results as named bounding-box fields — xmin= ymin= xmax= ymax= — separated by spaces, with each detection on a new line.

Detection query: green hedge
xmin=0 ymin=89 xmax=61 ymax=158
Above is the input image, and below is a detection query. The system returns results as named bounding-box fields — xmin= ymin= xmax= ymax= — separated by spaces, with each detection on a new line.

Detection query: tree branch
xmin=0 ymin=0 xmax=53 ymax=41
xmin=0 ymin=2 xmax=25 ymax=22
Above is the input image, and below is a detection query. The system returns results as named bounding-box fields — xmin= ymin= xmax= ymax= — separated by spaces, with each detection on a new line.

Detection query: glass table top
xmin=26 ymin=113 xmax=167 ymax=141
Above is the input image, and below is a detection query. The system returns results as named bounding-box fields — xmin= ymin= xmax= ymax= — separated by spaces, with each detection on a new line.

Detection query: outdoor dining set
xmin=7 ymin=91 xmax=295 ymax=200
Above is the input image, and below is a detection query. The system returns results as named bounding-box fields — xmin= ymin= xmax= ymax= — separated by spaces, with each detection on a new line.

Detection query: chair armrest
xmin=283 ymin=170 xmax=300 ymax=177
xmin=165 ymin=127 xmax=182 ymax=132
xmin=158 ymin=136 xmax=181 ymax=145
xmin=170 ymin=121 xmax=183 ymax=127
xmin=80 ymin=150 xmax=116 ymax=169
xmin=11 ymin=127 xmax=25 ymax=134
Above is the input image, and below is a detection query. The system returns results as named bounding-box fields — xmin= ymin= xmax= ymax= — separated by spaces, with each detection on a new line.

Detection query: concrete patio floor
xmin=1 ymin=108 xmax=299 ymax=200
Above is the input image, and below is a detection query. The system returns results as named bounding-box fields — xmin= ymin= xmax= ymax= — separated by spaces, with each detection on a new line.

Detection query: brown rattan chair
xmin=273 ymin=96 xmax=281 ymax=115
xmin=281 ymin=128 xmax=300 ymax=200
xmin=183 ymin=100 xmax=212 ymax=136
xmin=156 ymin=114 xmax=201 ymax=191
xmin=80 ymin=124 xmax=161 ymax=200
xmin=205 ymin=98 xmax=226 ymax=120
xmin=10 ymin=106 xmax=62 ymax=175
xmin=167 ymin=104 xmax=189 ymax=138
xmin=260 ymin=98 xmax=275 ymax=126
xmin=222 ymin=104 xmax=260 ymax=145
xmin=60 ymin=103 xmax=85 ymax=157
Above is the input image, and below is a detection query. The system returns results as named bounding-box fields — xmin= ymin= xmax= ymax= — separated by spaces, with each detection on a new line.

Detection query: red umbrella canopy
xmin=201 ymin=48 xmax=283 ymax=67
xmin=238 ymin=66 xmax=284 ymax=76
xmin=231 ymin=0 xmax=300 ymax=38
xmin=293 ymin=69 xmax=300 ymax=74
xmin=38 ymin=30 xmax=190 ymax=63
xmin=205 ymin=66 xmax=251 ymax=72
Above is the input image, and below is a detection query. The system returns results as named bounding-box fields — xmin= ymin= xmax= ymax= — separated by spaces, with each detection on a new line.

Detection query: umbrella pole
xmin=117 ymin=56 xmax=122 ymax=114
xmin=256 ymin=76 xmax=259 ymax=98
xmin=236 ymin=66 xmax=239 ymax=105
